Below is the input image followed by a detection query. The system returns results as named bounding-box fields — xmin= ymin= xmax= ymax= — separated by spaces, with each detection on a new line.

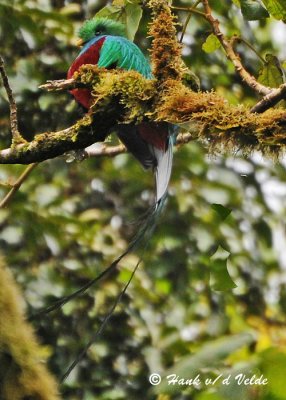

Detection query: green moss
xmin=75 ymin=66 xmax=156 ymax=123
xmin=0 ymin=258 xmax=61 ymax=400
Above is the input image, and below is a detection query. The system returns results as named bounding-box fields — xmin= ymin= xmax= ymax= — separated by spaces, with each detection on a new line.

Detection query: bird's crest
xmin=78 ymin=18 xmax=126 ymax=43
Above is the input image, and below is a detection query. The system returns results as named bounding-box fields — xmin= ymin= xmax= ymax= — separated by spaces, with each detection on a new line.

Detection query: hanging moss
xmin=0 ymin=258 xmax=61 ymax=400
xmin=155 ymin=79 xmax=286 ymax=158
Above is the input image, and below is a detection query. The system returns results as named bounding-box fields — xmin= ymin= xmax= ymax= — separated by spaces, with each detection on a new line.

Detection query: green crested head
xmin=78 ymin=18 xmax=126 ymax=43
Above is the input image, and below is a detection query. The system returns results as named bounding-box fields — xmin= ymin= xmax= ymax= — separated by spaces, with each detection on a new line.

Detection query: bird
xmin=67 ymin=17 xmax=176 ymax=209
xmin=40 ymin=18 xmax=178 ymax=380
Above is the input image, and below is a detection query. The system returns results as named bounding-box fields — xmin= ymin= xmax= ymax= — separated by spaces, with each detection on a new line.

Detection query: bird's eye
xmin=95 ymin=30 xmax=102 ymax=35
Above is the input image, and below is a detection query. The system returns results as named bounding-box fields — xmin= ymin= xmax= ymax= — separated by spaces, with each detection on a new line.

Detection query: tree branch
xmin=230 ymin=35 xmax=265 ymax=64
xmin=201 ymin=0 xmax=271 ymax=96
xmin=39 ymin=77 xmax=78 ymax=91
xmin=1 ymin=71 xmax=286 ymax=164
xmin=84 ymin=143 xmax=126 ymax=158
xmin=173 ymin=2 xmax=270 ymax=95
xmin=251 ymin=83 xmax=286 ymax=113
xmin=83 ymin=132 xmax=197 ymax=159
xmin=173 ymin=0 xmax=286 ymax=111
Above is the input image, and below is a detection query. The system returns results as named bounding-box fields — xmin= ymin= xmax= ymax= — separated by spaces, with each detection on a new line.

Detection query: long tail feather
xmin=31 ymin=124 xmax=178 ymax=382
xmin=61 ymin=256 xmax=142 ymax=383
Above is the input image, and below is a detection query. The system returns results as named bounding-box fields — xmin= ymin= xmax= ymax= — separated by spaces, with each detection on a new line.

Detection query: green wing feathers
xmin=98 ymin=36 xmax=153 ymax=79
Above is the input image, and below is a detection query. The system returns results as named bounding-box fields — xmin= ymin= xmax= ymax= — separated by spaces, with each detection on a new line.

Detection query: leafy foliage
xmin=1 ymin=0 xmax=286 ymax=399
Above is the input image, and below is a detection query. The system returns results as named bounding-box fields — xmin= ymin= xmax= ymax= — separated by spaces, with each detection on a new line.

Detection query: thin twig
xmin=171 ymin=5 xmax=205 ymax=17
xmin=230 ymin=35 xmax=265 ymax=64
xmin=179 ymin=0 xmax=202 ymax=43
xmin=0 ymin=56 xmax=26 ymax=144
xmin=84 ymin=133 xmax=197 ymax=158
xmin=180 ymin=13 xmax=192 ymax=43
xmin=0 ymin=163 xmax=38 ymax=208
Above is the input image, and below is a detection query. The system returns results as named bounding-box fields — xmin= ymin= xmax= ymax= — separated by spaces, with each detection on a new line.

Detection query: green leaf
xmin=94 ymin=0 xmax=143 ymax=41
xmin=240 ymin=0 xmax=269 ymax=20
xmin=258 ymin=54 xmax=284 ymax=88
xmin=94 ymin=4 xmax=124 ymax=24
xmin=211 ymin=204 xmax=232 ymax=221
xmin=125 ymin=3 xmax=142 ymax=41
xmin=261 ymin=0 xmax=286 ymax=20
xmin=153 ymin=333 xmax=255 ymax=394
xmin=202 ymin=34 xmax=221 ymax=53
xmin=209 ymin=246 xmax=237 ymax=291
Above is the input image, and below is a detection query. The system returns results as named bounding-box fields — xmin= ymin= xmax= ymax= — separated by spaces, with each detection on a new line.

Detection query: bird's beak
xmin=76 ymin=38 xmax=84 ymax=47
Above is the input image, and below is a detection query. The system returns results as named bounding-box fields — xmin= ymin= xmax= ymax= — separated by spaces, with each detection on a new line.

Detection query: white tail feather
xmin=152 ymin=137 xmax=173 ymax=205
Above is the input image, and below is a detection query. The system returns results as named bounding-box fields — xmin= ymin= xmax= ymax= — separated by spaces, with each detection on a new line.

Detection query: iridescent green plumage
xmin=98 ymin=36 xmax=153 ymax=79
xmin=78 ymin=18 xmax=126 ymax=42
xmin=77 ymin=18 xmax=153 ymax=79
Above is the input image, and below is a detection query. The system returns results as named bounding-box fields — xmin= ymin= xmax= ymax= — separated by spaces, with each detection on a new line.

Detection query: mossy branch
xmin=1 ymin=66 xmax=286 ymax=163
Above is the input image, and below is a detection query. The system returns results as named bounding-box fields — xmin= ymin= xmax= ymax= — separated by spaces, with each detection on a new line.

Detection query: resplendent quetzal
xmin=68 ymin=17 xmax=176 ymax=207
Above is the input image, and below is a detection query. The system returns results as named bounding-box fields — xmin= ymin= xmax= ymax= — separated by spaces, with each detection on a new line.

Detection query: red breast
xmin=67 ymin=37 xmax=106 ymax=109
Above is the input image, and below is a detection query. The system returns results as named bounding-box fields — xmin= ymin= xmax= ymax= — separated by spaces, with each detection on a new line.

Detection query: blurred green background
xmin=1 ymin=0 xmax=286 ymax=399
